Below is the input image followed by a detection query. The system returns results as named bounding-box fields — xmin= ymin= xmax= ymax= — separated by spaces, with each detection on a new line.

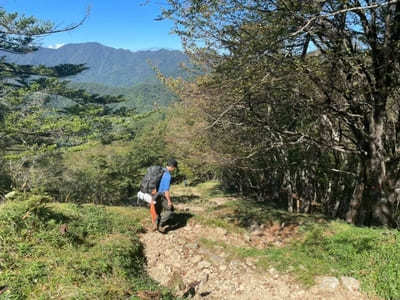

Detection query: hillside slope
xmin=0 ymin=194 xmax=175 ymax=299
xmin=138 ymin=181 xmax=394 ymax=299
xmin=2 ymin=42 xmax=188 ymax=86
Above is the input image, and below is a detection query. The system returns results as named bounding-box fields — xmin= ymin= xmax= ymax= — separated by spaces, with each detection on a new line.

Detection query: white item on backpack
xmin=137 ymin=191 xmax=155 ymax=204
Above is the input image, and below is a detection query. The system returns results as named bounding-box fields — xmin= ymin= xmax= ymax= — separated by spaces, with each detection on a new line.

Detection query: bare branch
xmin=292 ymin=0 xmax=400 ymax=36
xmin=329 ymin=168 xmax=357 ymax=176
xmin=0 ymin=6 xmax=90 ymax=36
xmin=204 ymin=98 xmax=243 ymax=130
xmin=39 ymin=6 xmax=90 ymax=36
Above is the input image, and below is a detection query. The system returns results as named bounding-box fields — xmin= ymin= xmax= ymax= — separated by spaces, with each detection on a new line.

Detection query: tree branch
xmin=292 ymin=0 xmax=400 ymax=36
xmin=0 ymin=6 xmax=90 ymax=37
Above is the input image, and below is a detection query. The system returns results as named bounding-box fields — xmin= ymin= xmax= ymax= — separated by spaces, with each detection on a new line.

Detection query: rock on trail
xmin=140 ymin=220 xmax=370 ymax=299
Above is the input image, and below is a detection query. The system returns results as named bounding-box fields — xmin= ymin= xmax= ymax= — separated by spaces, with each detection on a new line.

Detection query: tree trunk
xmin=346 ymin=178 xmax=364 ymax=224
xmin=363 ymin=110 xmax=394 ymax=226
xmin=348 ymin=110 xmax=394 ymax=226
xmin=283 ymin=170 xmax=293 ymax=213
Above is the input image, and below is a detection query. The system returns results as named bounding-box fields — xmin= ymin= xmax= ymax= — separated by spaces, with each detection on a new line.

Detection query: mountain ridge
xmin=2 ymin=42 xmax=188 ymax=87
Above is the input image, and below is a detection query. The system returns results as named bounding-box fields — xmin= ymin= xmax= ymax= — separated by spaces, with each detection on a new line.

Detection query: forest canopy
xmin=159 ymin=0 xmax=400 ymax=227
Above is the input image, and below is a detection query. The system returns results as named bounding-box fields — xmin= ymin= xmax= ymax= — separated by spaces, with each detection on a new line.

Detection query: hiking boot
xmin=158 ymin=224 xmax=169 ymax=234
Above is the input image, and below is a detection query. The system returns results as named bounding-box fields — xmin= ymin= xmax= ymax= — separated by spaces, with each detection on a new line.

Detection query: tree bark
xmin=283 ymin=170 xmax=293 ymax=213
xmin=356 ymin=110 xmax=394 ymax=226
xmin=346 ymin=177 xmax=364 ymax=224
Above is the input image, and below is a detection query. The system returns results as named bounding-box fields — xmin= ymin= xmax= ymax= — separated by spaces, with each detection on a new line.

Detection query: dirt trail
xmin=139 ymin=197 xmax=373 ymax=299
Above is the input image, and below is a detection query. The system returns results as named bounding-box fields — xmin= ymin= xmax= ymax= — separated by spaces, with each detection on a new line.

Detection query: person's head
xmin=166 ymin=158 xmax=178 ymax=172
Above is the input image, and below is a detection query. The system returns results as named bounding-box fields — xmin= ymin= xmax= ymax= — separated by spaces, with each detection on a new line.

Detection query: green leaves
xmin=0 ymin=199 xmax=174 ymax=298
xmin=162 ymin=0 xmax=400 ymax=226
xmin=0 ymin=8 xmax=53 ymax=54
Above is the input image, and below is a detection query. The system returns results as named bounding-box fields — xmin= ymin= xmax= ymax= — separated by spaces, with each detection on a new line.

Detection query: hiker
xmin=137 ymin=158 xmax=178 ymax=233
xmin=155 ymin=158 xmax=178 ymax=233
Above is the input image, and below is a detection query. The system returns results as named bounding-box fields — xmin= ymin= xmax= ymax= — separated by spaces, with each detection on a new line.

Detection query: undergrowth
xmin=182 ymin=181 xmax=400 ymax=299
xmin=0 ymin=192 xmax=176 ymax=299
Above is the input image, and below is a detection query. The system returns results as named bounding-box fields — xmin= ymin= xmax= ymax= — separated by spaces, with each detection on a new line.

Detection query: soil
xmin=139 ymin=195 xmax=375 ymax=299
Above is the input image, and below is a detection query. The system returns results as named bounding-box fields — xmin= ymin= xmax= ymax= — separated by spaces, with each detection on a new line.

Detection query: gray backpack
xmin=140 ymin=166 xmax=165 ymax=193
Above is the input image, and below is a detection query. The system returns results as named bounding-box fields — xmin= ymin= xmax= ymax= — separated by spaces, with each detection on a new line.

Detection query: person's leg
xmin=159 ymin=197 xmax=172 ymax=229
xmin=140 ymin=192 xmax=158 ymax=231
xmin=154 ymin=194 xmax=163 ymax=230
xmin=150 ymin=201 xmax=158 ymax=231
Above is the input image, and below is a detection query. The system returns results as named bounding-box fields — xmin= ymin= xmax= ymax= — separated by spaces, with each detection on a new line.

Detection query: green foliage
xmin=161 ymin=0 xmax=400 ymax=226
xmin=0 ymin=8 xmax=52 ymax=54
xmin=0 ymin=7 xmax=179 ymax=298
xmin=258 ymin=222 xmax=400 ymax=299
xmin=70 ymin=82 xmax=178 ymax=112
xmin=0 ymin=8 xmax=136 ymax=160
xmin=58 ymin=153 xmax=139 ymax=205
xmin=6 ymin=110 xmax=174 ymax=205
xmin=0 ymin=196 xmax=175 ymax=299
xmin=179 ymin=181 xmax=400 ymax=299
xmin=207 ymin=222 xmax=400 ymax=299
xmin=0 ymin=160 xmax=12 ymax=195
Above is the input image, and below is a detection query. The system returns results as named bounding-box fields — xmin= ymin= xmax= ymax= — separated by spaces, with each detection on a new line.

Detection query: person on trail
xmin=137 ymin=158 xmax=178 ymax=233
xmin=154 ymin=158 xmax=178 ymax=233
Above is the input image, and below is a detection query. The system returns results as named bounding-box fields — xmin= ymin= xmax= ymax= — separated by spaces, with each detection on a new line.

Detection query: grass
xmin=275 ymin=222 xmax=400 ymax=299
xmin=3 ymin=180 xmax=398 ymax=299
xmin=192 ymin=213 xmax=245 ymax=234
xmin=197 ymin=220 xmax=400 ymax=299
xmin=0 ymin=193 xmax=176 ymax=299
xmin=253 ymin=222 xmax=399 ymax=299
xmin=173 ymin=181 xmax=226 ymax=201
xmin=176 ymin=181 xmax=400 ymax=299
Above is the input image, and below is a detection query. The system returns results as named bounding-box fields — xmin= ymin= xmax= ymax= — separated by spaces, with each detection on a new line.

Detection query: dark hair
xmin=167 ymin=158 xmax=178 ymax=168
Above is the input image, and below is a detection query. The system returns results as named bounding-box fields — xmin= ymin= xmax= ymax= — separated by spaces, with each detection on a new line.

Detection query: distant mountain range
xmin=1 ymin=42 xmax=188 ymax=111
xmin=2 ymin=42 xmax=188 ymax=87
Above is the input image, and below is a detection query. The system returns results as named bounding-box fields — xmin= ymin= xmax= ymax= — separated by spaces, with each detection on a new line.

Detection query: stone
xmin=245 ymin=257 xmax=256 ymax=267
xmin=251 ymin=229 xmax=263 ymax=237
xmin=172 ymin=260 xmax=183 ymax=268
xmin=316 ymin=276 xmax=340 ymax=292
xmin=192 ymin=255 xmax=202 ymax=264
xmin=230 ymin=260 xmax=243 ymax=270
xmin=244 ymin=234 xmax=252 ymax=242
xmin=293 ymin=290 xmax=306 ymax=297
xmin=340 ymin=276 xmax=360 ymax=292
xmin=219 ymin=265 xmax=227 ymax=271
xmin=198 ymin=261 xmax=211 ymax=269
xmin=209 ymin=254 xmax=224 ymax=265
xmin=250 ymin=221 xmax=260 ymax=231
xmin=200 ymin=272 xmax=209 ymax=283
xmin=216 ymin=227 xmax=228 ymax=236
xmin=4 ymin=191 xmax=17 ymax=199
xmin=268 ymin=267 xmax=277 ymax=275
xmin=187 ymin=243 xmax=200 ymax=250
xmin=200 ymin=248 xmax=215 ymax=256
xmin=268 ymin=268 xmax=280 ymax=279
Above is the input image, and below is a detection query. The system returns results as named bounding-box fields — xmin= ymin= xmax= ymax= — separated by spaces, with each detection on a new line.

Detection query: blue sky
xmin=1 ymin=0 xmax=182 ymax=51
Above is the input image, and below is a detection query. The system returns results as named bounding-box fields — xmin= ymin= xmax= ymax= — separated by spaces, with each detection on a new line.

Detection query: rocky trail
xmin=139 ymin=187 xmax=374 ymax=300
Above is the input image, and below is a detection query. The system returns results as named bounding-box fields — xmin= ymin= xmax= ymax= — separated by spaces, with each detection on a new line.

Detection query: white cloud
xmin=47 ymin=43 xmax=65 ymax=49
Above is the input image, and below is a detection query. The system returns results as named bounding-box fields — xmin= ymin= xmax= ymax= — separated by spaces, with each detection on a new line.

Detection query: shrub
xmin=0 ymin=194 xmax=174 ymax=299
